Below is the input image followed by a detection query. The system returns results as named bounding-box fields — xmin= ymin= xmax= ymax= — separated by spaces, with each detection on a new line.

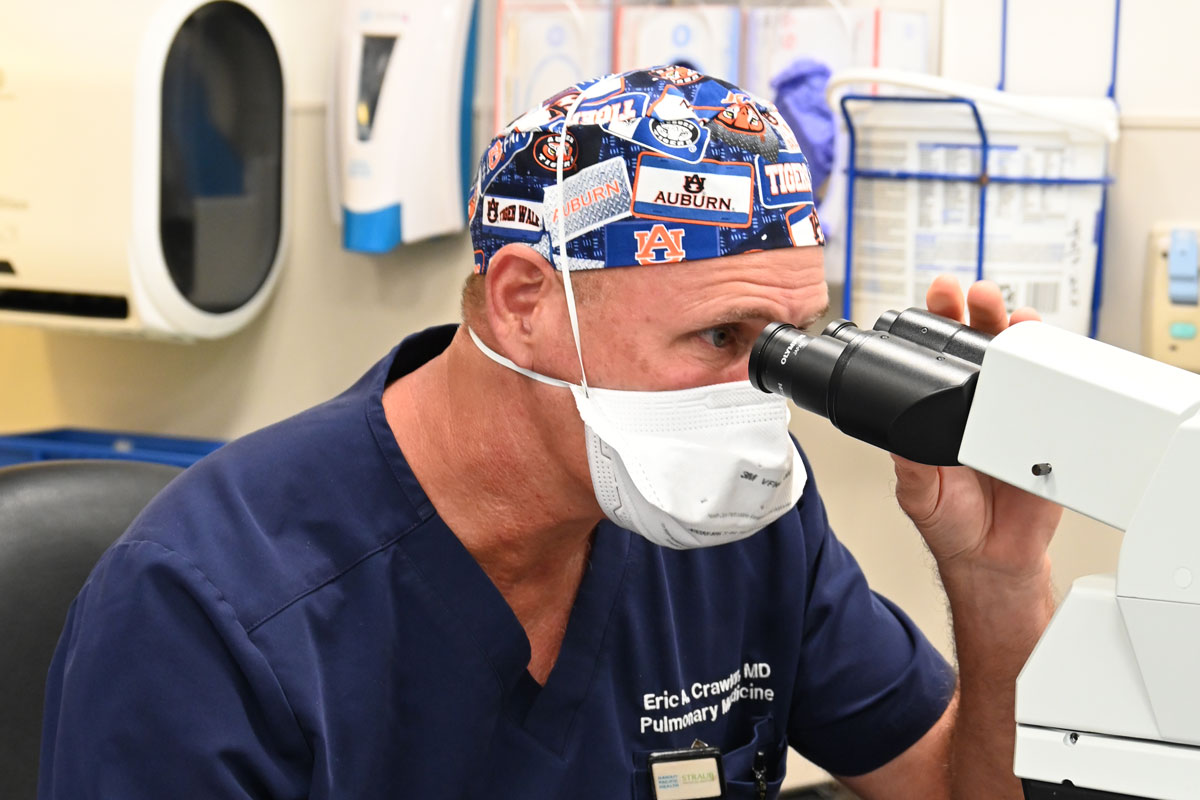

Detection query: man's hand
xmin=891 ymin=276 xmax=1063 ymax=581
xmin=874 ymin=275 xmax=1062 ymax=799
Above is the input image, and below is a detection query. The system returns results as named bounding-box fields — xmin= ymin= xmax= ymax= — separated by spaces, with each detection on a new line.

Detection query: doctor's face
xmin=559 ymin=246 xmax=830 ymax=391
xmin=517 ymin=245 xmax=827 ymax=515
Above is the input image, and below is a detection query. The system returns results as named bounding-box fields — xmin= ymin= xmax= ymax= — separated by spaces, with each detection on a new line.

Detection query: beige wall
xmin=1 ymin=0 xmax=1194 ymax=790
xmin=0 ymin=109 xmax=470 ymax=439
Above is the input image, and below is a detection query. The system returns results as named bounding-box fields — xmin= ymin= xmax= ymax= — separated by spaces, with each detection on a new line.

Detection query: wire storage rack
xmin=830 ymin=0 xmax=1122 ymax=337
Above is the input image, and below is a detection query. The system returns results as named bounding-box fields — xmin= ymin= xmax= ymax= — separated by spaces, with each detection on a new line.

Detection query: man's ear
xmin=483 ymin=243 xmax=558 ymax=368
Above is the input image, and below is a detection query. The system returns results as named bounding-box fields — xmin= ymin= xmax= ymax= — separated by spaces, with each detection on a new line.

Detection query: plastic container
xmin=828 ymin=69 xmax=1118 ymax=337
xmin=0 ymin=428 xmax=224 ymax=469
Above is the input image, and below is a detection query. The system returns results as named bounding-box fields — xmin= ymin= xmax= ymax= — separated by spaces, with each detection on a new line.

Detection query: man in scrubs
xmin=40 ymin=68 xmax=1061 ymax=799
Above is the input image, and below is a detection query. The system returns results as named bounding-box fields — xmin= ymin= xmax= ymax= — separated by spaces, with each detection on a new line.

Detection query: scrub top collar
xmin=365 ymin=323 xmax=634 ymax=757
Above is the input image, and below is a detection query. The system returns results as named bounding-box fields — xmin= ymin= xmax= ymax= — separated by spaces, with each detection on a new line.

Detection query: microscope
xmin=750 ymin=309 xmax=1200 ymax=800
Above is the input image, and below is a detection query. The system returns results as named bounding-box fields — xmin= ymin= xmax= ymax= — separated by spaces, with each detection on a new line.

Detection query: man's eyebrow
xmin=707 ymin=304 xmax=831 ymax=329
xmin=708 ymin=307 xmax=778 ymax=326
xmin=799 ymin=304 xmax=830 ymax=330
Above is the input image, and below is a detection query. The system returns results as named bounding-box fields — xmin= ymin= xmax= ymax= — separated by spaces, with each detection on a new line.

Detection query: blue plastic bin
xmin=0 ymin=428 xmax=225 ymax=469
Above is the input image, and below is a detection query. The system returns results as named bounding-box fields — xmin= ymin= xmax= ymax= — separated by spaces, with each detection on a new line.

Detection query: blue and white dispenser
xmin=330 ymin=0 xmax=477 ymax=253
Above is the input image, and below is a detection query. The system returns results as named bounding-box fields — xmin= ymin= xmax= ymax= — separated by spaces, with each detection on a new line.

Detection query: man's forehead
xmin=597 ymin=247 xmax=827 ymax=323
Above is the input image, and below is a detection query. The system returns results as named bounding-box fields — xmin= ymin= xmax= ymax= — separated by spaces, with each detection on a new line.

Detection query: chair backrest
xmin=0 ymin=459 xmax=182 ymax=800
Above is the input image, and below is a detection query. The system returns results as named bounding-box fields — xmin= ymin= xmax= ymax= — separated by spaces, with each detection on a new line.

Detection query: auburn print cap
xmin=468 ymin=65 xmax=825 ymax=275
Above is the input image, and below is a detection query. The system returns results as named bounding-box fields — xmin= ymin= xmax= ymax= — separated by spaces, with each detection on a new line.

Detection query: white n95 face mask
xmin=468 ymin=328 xmax=807 ymax=549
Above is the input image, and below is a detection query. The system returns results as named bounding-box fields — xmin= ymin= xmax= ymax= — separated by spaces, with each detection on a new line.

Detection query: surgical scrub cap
xmin=468 ymin=66 xmax=825 ymax=274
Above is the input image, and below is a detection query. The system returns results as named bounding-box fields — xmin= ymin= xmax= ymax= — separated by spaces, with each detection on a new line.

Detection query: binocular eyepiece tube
xmin=749 ymin=308 xmax=993 ymax=466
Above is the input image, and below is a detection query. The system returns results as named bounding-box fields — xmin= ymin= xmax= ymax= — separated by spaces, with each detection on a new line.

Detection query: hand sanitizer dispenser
xmin=330 ymin=0 xmax=478 ymax=253
xmin=0 ymin=0 xmax=289 ymax=340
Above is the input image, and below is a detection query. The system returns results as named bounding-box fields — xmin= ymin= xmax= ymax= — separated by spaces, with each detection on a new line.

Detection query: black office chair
xmin=0 ymin=459 xmax=182 ymax=799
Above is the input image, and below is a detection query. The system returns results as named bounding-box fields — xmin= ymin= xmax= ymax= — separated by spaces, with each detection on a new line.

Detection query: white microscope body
xmin=958 ymin=321 xmax=1200 ymax=799
xmin=751 ymin=311 xmax=1200 ymax=798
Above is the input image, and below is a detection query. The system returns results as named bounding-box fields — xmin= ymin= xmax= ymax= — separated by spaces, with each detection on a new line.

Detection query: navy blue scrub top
xmin=39 ymin=324 xmax=955 ymax=800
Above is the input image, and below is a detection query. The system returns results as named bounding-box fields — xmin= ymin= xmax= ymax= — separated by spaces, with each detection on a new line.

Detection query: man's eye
xmin=698 ymin=327 xmax=737 ymax=349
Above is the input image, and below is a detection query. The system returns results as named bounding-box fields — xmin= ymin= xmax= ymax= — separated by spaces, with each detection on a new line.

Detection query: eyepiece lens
xmin=749 ymin=322 xmax=797 ymax=392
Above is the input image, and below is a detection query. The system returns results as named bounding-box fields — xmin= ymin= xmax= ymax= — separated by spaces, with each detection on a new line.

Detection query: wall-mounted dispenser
xmin=0 ymin=0 xmax=289 ymax=340
xmin=1145 ymin=225 xmax=1200 ymax=372
xmin=329 ymin=0 xmax=478 ymax=253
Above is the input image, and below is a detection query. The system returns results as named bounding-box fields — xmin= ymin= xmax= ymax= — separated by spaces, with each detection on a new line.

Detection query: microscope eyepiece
xmin=749 ymin=309 xmax=994 ymax=466
xmin=750 ymin=322 xmax=848 ymax=420
xmin=749 ymin=322 xmax=799 ymax=395
xmin=872 ymin=307 xmax=992 ymax=365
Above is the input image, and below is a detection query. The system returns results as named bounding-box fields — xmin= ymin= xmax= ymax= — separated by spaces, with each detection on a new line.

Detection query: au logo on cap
xmin=604 ymin=220 xmax=719 ymax=268
xmin=633 ymin=224 xmax=687 ymax=265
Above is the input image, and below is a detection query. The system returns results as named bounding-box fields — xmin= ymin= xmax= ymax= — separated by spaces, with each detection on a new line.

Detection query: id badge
xmin=647 ymin=744 xmax=725 ymax=800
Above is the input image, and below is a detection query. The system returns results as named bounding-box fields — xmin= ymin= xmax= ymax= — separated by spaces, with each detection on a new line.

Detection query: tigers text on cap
xmin=468 ymin=65 xmax=824 ymax=275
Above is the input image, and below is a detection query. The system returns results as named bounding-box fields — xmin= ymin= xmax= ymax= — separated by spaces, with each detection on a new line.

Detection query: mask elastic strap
xmin=467 ymin=327 xmax=575 ymax=390
xmin=555 ymin=89 xmax=591 ymax=397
